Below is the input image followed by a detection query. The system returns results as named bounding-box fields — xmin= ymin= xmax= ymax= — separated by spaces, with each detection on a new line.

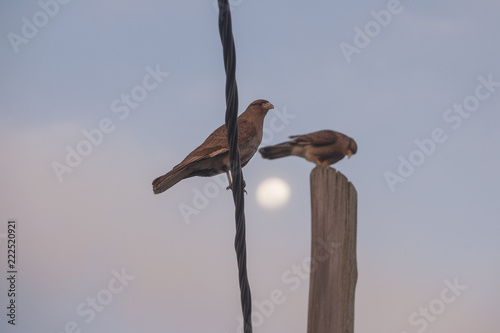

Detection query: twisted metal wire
xmin=217 ymin=1 xmax=252 ymax=332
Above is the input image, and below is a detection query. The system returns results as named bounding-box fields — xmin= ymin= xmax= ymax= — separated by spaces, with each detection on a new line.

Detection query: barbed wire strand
xmin=217 ymin=1 xmax=252 ymax=333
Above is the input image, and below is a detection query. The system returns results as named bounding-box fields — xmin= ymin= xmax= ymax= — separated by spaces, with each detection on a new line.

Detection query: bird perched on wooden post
xmin=152 ymin=99 xmax=274 ymax=194
xmin=259 ymin=129 xmax=357 ymax=166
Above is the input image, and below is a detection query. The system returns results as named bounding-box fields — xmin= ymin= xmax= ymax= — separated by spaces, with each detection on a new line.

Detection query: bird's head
xmin=347 ymin=138 xmax=358 ymax=159
xmin=250 ymin=99 xmax=274 ymax=112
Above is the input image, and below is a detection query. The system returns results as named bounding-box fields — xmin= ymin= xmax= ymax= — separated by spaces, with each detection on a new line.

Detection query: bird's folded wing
xmin=289 ymin=130 xmax=338 ymax=146
xmin=170 ymin=124 xmax=228 ymax=172
xmin=170 ymin=119 xmax=257 ymax=172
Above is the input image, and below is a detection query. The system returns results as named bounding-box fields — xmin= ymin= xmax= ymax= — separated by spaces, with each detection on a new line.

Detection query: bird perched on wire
xmin=152 ymin=99 xmax=274 ymax=194
xmin=259 ymin=129 xmax=357 ymax=167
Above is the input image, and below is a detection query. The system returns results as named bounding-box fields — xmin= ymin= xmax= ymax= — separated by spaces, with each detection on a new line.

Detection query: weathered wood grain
xmin=307 ymin=166 xmax=358 ymax=333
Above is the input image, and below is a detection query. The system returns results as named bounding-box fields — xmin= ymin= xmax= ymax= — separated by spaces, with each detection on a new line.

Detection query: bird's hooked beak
xmin=263 ymin=102 xmax=274 ymax=110
xmin=347 ymin=150 xmax=353 ymax=159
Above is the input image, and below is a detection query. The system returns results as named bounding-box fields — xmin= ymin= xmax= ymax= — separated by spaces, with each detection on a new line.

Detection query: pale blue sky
xmin=1 ymin=1 xmax=499 ymax=332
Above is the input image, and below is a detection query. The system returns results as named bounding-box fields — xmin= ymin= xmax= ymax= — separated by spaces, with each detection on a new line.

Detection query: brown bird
xmin=259 ymin=129 xmax=357 ymax=166
xmin=152 ymin=99 xmax=274 ymax=194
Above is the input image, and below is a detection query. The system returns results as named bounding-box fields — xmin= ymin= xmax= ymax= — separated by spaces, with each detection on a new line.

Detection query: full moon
xmin=256 ymin=177 xmax=291 ymax=210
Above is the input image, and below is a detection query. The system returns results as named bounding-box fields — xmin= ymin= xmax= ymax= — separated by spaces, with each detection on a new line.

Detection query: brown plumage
xmin=152 ymin=99 xmax=274 ymax=194
xmin=259 ymin=129 xmax=357 ymax=166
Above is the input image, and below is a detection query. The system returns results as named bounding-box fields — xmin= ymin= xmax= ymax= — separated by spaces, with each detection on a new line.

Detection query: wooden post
xmin=307 ymin=166 xmax=358 ymax=333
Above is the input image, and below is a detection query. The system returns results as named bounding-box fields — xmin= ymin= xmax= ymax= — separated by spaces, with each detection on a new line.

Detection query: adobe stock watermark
xmin=340 ymin=0 xmax=406 ymax=64
xmin=53 ymin=268 xmax=135 ymax=333
xmin=384 ymin=74 xmax=499 ymax=192
xmin=400 ymin=278 xmax=467 ymax=333
xmin=178 ymin=106 xmax=296 ymax=224
xmin=51 ymin=65 xmax=169 ymax=182
xmin=7 ymin=0 xmax=73 ymax=54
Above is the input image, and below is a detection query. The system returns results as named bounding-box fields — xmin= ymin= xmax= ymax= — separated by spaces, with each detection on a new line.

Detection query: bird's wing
xmin=289 ymin=130 xmax=338 ymax=146
xmin=171 ymin=118 xmax=257 ymax=172
xmin=170 ymin=123 xmax=229 ymax=173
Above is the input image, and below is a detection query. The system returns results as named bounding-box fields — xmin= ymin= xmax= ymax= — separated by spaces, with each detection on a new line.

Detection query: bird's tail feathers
xmin=259 ymin=143 xmax=293 ymax=160
xmin=152 ymin=167 xmax=191 ymax=194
